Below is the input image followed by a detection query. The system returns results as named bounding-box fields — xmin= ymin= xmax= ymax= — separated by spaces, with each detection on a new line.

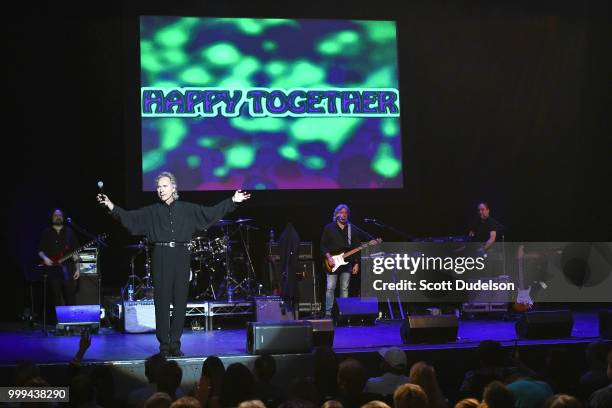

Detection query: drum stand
xmin=219 ymin=226 xmax=241 ymax=301
xmin=196 ymin=256 xmax=218 ymax=300
xmin=141 ymin=239 xmax=154 ymax=299
xmin=233 ymin=224 xmax=258 ymax=297
xmin=123 ymin=255 xmax=143 ymax=301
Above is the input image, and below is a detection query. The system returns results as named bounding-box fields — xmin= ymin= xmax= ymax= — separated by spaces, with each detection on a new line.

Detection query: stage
xmin=0 ymin=308 xmax=608 ymax=401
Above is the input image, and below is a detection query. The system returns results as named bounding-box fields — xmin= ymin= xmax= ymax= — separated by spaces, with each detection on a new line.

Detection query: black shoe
xmin=169 ymin=349 xmax=184 ymax=357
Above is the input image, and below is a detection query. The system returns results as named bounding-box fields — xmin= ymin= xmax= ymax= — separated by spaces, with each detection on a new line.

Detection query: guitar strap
xmin=347 ymin=223 xmax=351 ymax=246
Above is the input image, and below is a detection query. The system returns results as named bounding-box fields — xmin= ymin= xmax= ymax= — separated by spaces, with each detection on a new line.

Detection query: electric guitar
xmin=40 ymin=234 xmax=107 ymax=267
xmin=512 ymin=245 xmax=533 ymax=312
xmin=324 ymin=238 xmax=382 ymax=273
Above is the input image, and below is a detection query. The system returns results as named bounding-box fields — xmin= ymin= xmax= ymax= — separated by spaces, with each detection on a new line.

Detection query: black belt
xmin=153 ymin=241 xmax=190 ymax=248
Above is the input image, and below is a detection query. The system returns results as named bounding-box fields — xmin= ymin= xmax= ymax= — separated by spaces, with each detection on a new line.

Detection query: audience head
xmin=158 ymin=360 xmax=183 ymax=399
xmin=145 ymin=392 xmax=172 ymax=408
xmin=454 ymin=398 xmax=480 ymax=408
xmin=322 ymin=400 xmax=344 ymax=408
xmin=585 ymin=341 xmax=609 ymax=370
xmin=409 ymin=361 xmax=445 ymax=406
xmin=379 ymin=347 xmax=407 ymax=375
xmin=478 ymin=341 xmax=505 ymax=368
xmin=254 ymin=354 xmax=277 ymax=383
xmin=313 ymin=346 xmax=339 ymax=396
xmin=170 ymin=396 xmax=202 ymax=407
xmin=543 ymin=394 xmax=582 ymax=408
xmin=482 ymin=381 xmax=514 ymax=408
xmin=201 ymin=355 xmax=225 ymax=394
xmin=393 ymin=383 xmax=429 ymax=408
xmin=337 ymin=358 xmax=367 ymax=396
xmin=14 ymin=361 xmax=41 ymax=386
xmin=607 ymin=348 xmax=612 ymax=381
xmin=361 ymin=401 xmax=391 ymax=408
xmin=146 ymin=352 xmax=168 ymax=384
xmin=278 ymin=400 xmax=317 ymax=408
xmin=288 ymin=377 xmax=318 ymax=404
xmin=239 ymin=400 xmax=267 ymax=408
xmin=221 ymin=363 xmax=255 ymax=407
xmin=71 ymin=374 xmax=96 ymax=406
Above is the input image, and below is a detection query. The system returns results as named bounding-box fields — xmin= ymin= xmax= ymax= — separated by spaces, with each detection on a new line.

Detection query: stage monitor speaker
xmin=515 ymin=310 xmax=574 ymax=339
xmin=334 ymin=297 xmax=378 ymax=326
xmin=400 ymin=314 xmax=458 ymax=343
xmin=247 ymin=321 xmax=313 ymax=355
xmin=598 ymin=309 xmax=612 ymax=339
xmin=124 ymin=300 xmax=156 ymax=333
xmin=306 ymin=319 xmax=334 ymax=347
xmin=254 ymin=296 xmax=295 ymax=322
xmin=75 ymin=274 xmax=100 ymax=305
xmin=55 ymin=305 xmax=100 ymax=335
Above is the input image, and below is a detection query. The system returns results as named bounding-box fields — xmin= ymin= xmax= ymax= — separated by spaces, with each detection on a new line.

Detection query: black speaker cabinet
xmin=297 ymin=261 xmax=318 ymax=304
xmin=306 ymin=319 xmax=334 ymax=347
xmin=515 ymin=310 xmax=574 ymax=339
xmin=334 ymin=297 xmax=378 ymax=326
xmin=247 ymin=321 xmax=313 ymax=354
xmin=400 ymin=314 xmax=458 ymax=343
xmin=598 ymin=309 xmax=612 ymax=339
xmin=75 ymin=274 xmax=100 ymax=305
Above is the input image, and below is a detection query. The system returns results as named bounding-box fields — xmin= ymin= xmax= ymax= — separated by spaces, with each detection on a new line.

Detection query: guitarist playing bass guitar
xmin=320 ymin=204 xmax=381 ymax=318
xmin=37 ymin=208 xmax=80 ymax=311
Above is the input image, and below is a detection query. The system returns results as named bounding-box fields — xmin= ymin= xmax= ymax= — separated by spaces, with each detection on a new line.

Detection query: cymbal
xmin=235 ymin=218 xmax=253 ymax=224
xmin=212 ymin=219 xmax=234 ymax=226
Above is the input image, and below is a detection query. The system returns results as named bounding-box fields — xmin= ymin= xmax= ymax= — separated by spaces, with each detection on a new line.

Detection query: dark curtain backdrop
xmin=3 ymin=0 xmax=611 ymax=321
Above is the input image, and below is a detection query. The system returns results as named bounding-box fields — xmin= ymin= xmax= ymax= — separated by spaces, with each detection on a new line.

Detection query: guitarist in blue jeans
xmin=320 ymin=204 xmax=367 ymax=318
xmin=37 ymin=208 xmax=80 ymax=314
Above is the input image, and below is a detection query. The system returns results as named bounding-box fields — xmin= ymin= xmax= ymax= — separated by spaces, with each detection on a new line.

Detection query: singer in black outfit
xmin=97 ymin=172 xmax=251 ymax=356
xmin=37 ymin=208 xmax=80 ymax=318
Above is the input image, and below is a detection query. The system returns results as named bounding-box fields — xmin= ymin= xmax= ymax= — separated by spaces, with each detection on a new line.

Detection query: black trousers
xmin=152 ymin=246 xmax=191 ymax=352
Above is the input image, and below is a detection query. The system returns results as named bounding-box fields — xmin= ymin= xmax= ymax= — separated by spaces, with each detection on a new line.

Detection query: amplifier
xmin=78 ymin=248 xmax=98 ymax=275
xmin=254 ymin=296 xmax=295 ymax=322
xmin=269 ymin=241 xmax=313 ymax=260
xmin=123 ymin=300 xmax=156 ymax=333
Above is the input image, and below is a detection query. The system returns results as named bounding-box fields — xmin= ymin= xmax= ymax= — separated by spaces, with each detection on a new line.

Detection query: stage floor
xmin=0 ymin=310 xmax=601 ymax=366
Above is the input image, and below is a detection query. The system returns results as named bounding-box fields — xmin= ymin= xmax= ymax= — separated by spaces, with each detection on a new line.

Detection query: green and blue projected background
xmin=140 ymin=16 xmax=402 ymax=190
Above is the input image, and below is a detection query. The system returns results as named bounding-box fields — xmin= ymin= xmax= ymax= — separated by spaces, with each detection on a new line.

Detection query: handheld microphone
xmin=97 ymin=181 xmax=104 ymax=195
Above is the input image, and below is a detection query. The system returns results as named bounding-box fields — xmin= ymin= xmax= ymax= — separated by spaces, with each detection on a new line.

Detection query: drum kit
xmin=122 ymin=218 xmax=260 ymax=302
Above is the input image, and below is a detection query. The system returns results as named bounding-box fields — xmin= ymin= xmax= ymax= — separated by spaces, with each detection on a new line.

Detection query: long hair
xmin=155 ymin=171 xmax=179 ymax=200
xmin=409 ymin=362 xmax=447 ymax=408
xmin=332 ymin=204 xmax=350 ymax=222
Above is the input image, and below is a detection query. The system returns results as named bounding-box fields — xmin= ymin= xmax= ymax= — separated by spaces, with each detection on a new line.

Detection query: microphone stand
xmin=366 ymin=220 xmax=413 ymax=241
xmin=349 ymin=223 xmax=376 ymax=241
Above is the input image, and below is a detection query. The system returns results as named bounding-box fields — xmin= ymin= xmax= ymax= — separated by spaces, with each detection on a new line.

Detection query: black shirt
xmin=470 ymin=216 xmax=500 ymax=243
xmin=111 ymin=198 xmax=237 ymax=242
xmin=38 ymin=226 xmax=80 ymax=261
xmin=320 ymin=222 xmax=367 ymax=265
